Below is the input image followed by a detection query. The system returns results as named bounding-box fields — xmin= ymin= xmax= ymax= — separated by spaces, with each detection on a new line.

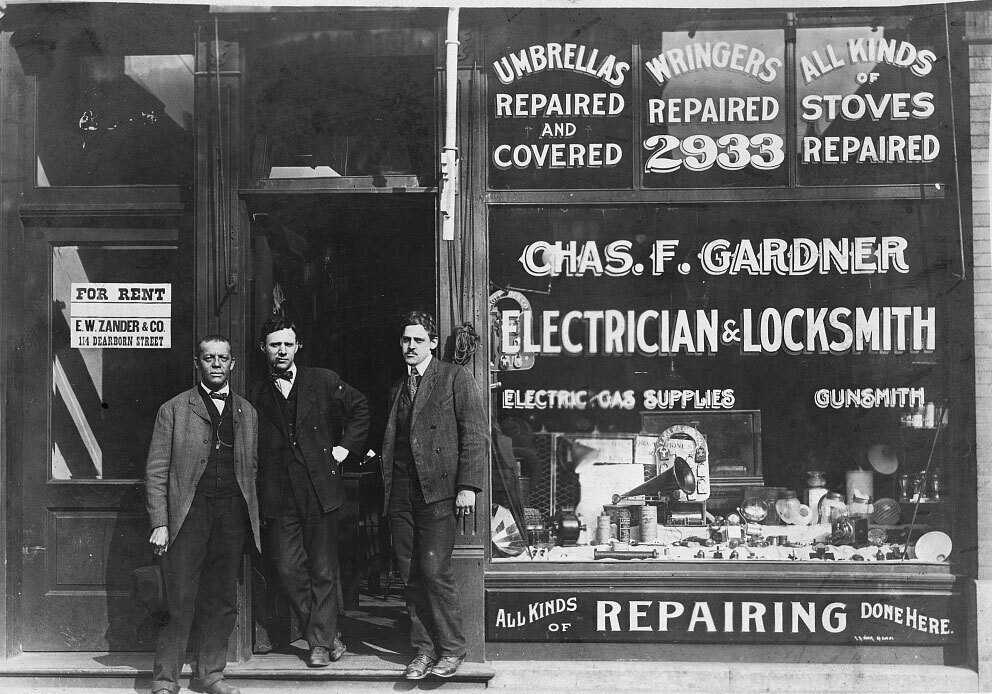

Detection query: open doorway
xmin=247 ymin=193 xmax=436 ymax=660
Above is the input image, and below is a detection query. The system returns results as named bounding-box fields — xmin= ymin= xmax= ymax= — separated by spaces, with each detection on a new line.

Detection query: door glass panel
xmin=51 ymin=246 xmax=192 ymax=480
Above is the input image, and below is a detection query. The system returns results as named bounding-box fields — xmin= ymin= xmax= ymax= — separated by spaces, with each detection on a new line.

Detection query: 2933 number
xmin=643 ymin=133 xmax=785 ymax=174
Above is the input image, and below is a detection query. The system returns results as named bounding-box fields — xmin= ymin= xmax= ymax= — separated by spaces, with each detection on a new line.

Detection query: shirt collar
xmin=200 ymin=382 xmax=231 ymax=397
xmin=410 ymin=354 xmax=432 ymax=377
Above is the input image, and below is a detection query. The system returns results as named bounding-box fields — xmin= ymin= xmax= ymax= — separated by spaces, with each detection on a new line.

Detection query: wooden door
xmin=19 ymin=219 xmax=193 ymax=651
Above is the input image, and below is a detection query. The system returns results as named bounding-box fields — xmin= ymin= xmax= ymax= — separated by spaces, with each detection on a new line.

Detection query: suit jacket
xmin=251 ymin=366 xmax=370 ymax=517
xmin=381 ymin=358 xmax=488 ymax=512
xmin=145 ymin=387 xmax=261 ymax=552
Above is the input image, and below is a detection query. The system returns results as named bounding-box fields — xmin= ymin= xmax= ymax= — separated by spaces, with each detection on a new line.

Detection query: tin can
xmin=617 ymin=508 xmax=631 ymax=543
xmin=595 ymin=515 xmax=612 ymax=545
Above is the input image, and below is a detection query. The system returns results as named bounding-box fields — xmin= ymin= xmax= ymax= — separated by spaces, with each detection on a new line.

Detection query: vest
xmin=197 ymin=389 xmax=239 ymax=498
xmin=392 ymin=375 xmax=417 ymax=474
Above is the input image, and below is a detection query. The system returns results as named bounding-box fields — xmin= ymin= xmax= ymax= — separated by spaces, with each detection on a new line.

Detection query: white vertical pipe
xmin=441 ymin=6 xmax=460 ymax=241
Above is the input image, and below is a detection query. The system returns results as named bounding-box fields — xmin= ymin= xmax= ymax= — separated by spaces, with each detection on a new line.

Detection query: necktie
xmin=209 ymin=391 xmax=228 ymax=401
xmin=407 ymin=369 xmax=420 ymax=401
xmin=272 ymin=371 xmax=292 ymax=382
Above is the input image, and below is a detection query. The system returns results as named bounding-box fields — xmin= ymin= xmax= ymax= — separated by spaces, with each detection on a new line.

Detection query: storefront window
xmin=37 ymin=49 xmax=194 ymax=187
xmin=248 ymin=20 xmax=437 ymax=186
xmin=795 ymin=14 xmax=951 ymax=186
xmin=640 ymin=28 xmax=787 ymax=188
xmin=486 ymin=11 xmax=634 ymax=190
xmin=489 ymin=202 xmax=964 ymax=566
xmin=51 ymin=246 xmax=191 ymax=480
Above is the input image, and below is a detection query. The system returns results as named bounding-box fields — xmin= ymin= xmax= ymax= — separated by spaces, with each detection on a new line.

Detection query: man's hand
xmin=149 ymin=526 xmax=169 ymax=555
xmin=455 ymin=489 xmax=476 ymax=516
xmin=331 ymin=446 xmax=349 ymax=464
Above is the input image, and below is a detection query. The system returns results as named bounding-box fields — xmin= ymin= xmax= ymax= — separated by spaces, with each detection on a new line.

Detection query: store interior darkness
xmin=248 ymin=194 xmax=435 ymax=653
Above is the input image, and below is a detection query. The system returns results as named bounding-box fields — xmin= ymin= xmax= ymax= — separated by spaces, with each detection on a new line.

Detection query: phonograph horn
xmin=613 ymin=456 xmax=697 ymax=503
xmin=557 ymin=437 xmax=598 ymax=472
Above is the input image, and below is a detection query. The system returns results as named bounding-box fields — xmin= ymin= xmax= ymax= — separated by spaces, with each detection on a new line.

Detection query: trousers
xmin=265 ymin=502 xmax=340 ymax=649
xmin=389 ymin=465 xmax=465 ymax=658
xmin=153 ymin=492 xmax=248 ymax=692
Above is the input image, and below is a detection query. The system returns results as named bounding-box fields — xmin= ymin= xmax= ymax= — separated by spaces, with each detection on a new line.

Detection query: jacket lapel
xmin=411 ymin=357 xmax=438 ymax=427
xmin=188 ymin=388 xmax=212 ymax=425
xmin=231 ymin=394 xmax=242 ymax=431
xmin=295 ymin=367 xmax=316 ymax=426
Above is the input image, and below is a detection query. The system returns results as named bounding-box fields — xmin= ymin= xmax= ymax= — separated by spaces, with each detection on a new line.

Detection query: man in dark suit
xmin=146 ymin=335 xmax=260 ymax=694
xmin=382 ymin=311 xmax=487 ymax=680
xmin=251 ymin=316 xmax=370 ymax=667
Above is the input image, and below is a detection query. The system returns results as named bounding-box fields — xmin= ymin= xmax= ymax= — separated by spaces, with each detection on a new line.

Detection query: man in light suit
xmin=251 ymin=316 xmax=369 ymax=667
xmin=146 ymin=335 xmax=260 ymax=694
xmin=382 ymin=311 xmax=487 ymax=680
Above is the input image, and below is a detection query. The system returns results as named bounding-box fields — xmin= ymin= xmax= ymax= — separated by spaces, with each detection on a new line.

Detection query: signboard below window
xmin=486 ymin=590 xmax=958 ymax=645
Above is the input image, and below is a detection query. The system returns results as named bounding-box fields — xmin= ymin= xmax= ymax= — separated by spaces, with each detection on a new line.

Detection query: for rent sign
xmin=486 ymin=591 xmax=958 ymax=645
xmin=70 ymin=283 xmax=172 ymax=349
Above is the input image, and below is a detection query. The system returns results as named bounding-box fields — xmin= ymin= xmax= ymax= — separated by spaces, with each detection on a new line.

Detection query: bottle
xmin=911 ymin=405 xmax=924 ymax=429
xmin=806 ymin=471 xmax=828 ymax=513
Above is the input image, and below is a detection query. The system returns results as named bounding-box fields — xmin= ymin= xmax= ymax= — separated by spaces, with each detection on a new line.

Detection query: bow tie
xmin=209 ymin=391 xmax=228 ymax=401
xmin=272 ymin=371 xmax=293 ymax=382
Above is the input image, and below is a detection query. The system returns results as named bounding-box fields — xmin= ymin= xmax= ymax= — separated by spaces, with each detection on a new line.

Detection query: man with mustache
xmin=251 ymin=316 xmax=369 ymax=667
xmin=381 ymin=311 xmax=487 ymax=680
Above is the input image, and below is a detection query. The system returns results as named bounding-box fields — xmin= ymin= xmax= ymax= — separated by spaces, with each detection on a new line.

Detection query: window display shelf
xmin=494 ymin=522 xmax=949 ymax=564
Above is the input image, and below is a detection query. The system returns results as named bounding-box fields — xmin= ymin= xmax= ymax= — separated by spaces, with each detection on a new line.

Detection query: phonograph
xmin=612 ymin=427 xmax=711 ymax=525
xmin=611 ymin=455 xmax=703 ymax=525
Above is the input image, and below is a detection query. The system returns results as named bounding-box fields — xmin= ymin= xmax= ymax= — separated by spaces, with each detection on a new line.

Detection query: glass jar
xmin=818 ymin=492 xmax=848 ymax=524
xmin=775 ymin=490 xmax=802 ymax=524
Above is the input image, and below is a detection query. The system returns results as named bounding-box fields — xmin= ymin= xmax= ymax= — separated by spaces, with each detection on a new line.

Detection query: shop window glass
xmin=489 ymin=203 xmax=965 ymax=566
xmin=795 ymin=14 xmax=951 ymax=186
xmin=640 ymin=29 xmax=787 ymax=188
xmin=37 ymin=50 xmax=194 ymax=187
xmin=51 ymin=246 xmax=191 ymax=480
xmin=485 ymin=11 xmax=634 ymax=190
xmin=249 ymin=24 xmax=437 ymax=186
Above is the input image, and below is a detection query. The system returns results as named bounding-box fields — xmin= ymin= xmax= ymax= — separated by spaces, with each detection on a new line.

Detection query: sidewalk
xmin=0 ymin=654 xmax=978 ymax=694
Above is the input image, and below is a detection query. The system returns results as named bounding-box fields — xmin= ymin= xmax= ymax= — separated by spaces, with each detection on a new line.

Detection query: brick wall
xmin=968 ymin=12 xmax=992 ymax=581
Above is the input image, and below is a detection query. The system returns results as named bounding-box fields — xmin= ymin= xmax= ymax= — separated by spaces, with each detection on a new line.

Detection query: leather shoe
xmin=430 ymin=654 xmax=465 ymax=678
xmin=307 ymin=645 xmax=331 ymax=667
xmin=192 ymin=681 xmax=241 ymax=694
xmin=330 ymin=635 xmax=347 ymax=662
xmin=404 ymin=653 xmax=436 ymax=680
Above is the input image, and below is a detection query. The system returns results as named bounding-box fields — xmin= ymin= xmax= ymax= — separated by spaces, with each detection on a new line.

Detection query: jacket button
xmin=330 ymin=470 xmax=336 ymax=476
xmin=441 ymin=472 xmax=448 ymax=479
xmin=203 ymin=439 xmax=209 ymax=444
xmin=313 ymin=425 xmax=318 ymax=431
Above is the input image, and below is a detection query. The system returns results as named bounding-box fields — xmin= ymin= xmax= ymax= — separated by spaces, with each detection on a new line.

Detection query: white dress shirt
xmin=273 ymin=366 xmax=297 ymax=399
xmin=410 ymin=354 xmax=432 ymax=379
xmin=200 ymin=382 xmax=231 ymax=415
